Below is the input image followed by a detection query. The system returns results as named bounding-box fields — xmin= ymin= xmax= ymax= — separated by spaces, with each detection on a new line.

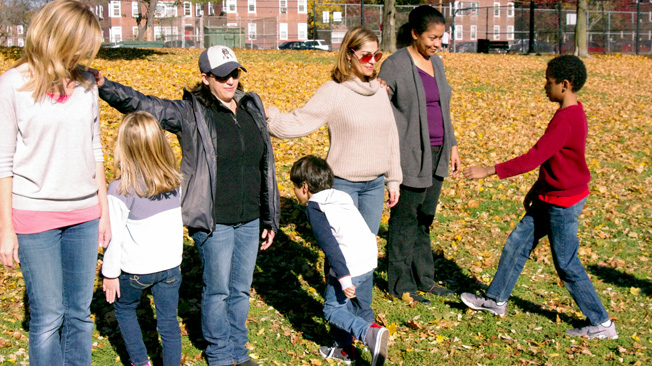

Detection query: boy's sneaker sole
xmin=460 ymin=292 xmax=506 ymax=318
xmin=565 ymin=322 xmax=618 ymax=340
xmin=319 ymin=345 xmax=356 ymax=365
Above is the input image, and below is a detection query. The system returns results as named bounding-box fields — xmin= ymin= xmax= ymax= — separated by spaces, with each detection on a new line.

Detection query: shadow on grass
xmin=587 ymin=264 xmax=652 ymax=295
xmin=97 ymin=48 xmax=171 ymax=61
xmin=251 ymin=197 xmax=331 ymax=345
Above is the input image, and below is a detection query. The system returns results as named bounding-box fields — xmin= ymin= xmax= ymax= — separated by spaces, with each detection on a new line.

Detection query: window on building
xmin=280 ymin=0 xmax=287 ymax=14
xmin=97 ymin=5 xmax=104 ymax=19
xmin=332 ymin=31 xmax=345 ymax=43
xmin=155 ymin=2 xmax=178 ymax=17
xmin=453 ymin=1 xmax=462 ymax=16
xmin=133 ymin=26 xmax=139 ymax=39
xmin=454 ymin=25 xmax=463 ymax=41
xmin=110 ymin=1 xmax=121 ymax=18
xmin=154 ymin=26 xmax=179 ymax=41
xmin=17 ymin=38 xmax=24 ymax=47
xmin=7 ymin=38 xmax=13 ymax=47
xmin=226 ymin=0 xmax=236 ymax=13
xmin=110 ymin=26 xmax=122 ymax=42
xmin=493 ymin=25 xmax=500 ymax=40
xmin=196 ymin=3 xmax=203 ymax=16
xmin=184 ymin=2 xmax=191 ymax=16
xmin=470 ymin=25 xmax=477 ymax=40
xmin=507 ymin=3 xmax=514 ymax=17
xmin=207 ymin=2 xmax=214 ymax=16
xmin=248 ymin=23 xmax=257 ymax=40
xmin=298 ymin=23 xmax=307 ymax=40
xmin=16 ymin=25 xmax=23 ymax=35
xmin=471 ymin=2 xmax=479 ymax=16
xmin=248 ymin=0 xmax=256 ymax=13
xmin=280 ymin=23 xmax=288 ymax=40
xmin=298 ymin=0 xmax=307 ymax=14
xmin=494 ymin=2 xmax=500 ymax=17
xmin=507 ymin=25 xmax=514 ymax=40
xmin=132 ymin=1 xmax=139 ymax=18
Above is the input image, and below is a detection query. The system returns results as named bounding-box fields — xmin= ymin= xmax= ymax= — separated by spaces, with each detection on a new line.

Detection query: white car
xmin=304 ymin=40 xmax=329 ymax=51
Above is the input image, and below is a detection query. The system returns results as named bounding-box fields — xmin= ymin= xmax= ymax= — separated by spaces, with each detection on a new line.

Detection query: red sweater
xmin=495 ymin=102 xmax=591 ymax=197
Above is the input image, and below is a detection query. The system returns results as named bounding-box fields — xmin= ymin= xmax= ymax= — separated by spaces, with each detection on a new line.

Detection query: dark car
xmin=278 ymin=41 xmax=312 ymax=50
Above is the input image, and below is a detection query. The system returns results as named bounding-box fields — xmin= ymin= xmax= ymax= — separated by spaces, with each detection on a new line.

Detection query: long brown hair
xmin=331 ymin=27 xmax=379 ymax=83
xmin=17 ymin=0 xmax=102 ymax=101
xmin=113 ymin=112 xmax=182 ymax=197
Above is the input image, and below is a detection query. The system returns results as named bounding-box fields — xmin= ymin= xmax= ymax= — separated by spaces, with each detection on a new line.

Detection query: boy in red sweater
xmin=460 ymin=55 xmax=617 ymax=340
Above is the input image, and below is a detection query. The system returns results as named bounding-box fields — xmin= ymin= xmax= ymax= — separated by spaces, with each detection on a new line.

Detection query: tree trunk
xmin=381 ymin=0 xmax=396 ymax=53
xmin=574 ymin=0 xmax=589 ymax=57
xmin=136 ymin=0 xmax=158 ymax=41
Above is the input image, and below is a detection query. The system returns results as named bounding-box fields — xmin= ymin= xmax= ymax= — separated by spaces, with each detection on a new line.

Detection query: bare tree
xmin=574 ymin=0 xmax=589 ymax=57
xmin=381 ymin=0 xmax=397 ymax=52
xmin=134 ymin=0 xmax=159 ymax=41
xmin=0 ymin=0 xmax=39 ymax=44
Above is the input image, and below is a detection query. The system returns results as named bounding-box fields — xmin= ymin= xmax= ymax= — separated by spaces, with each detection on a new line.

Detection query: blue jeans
xmin=323 ymin=270 xmax=375 ymax=347
xmin=486 ymin=197 xmax=610 ymax=325
xmin=333 ymin=175 xmax=385 ymax=235
xmin=191 ymin=219 xmax=260 ymax=366
xmin=113 ymin=266 xmax=182 ymax=366
xmin=17 ymin=219 xmax=99 ymax=366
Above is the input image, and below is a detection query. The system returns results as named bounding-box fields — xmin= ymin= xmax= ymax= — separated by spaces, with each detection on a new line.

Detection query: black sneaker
xmin=364 ymin=323 xmax=388 ymax=366
xmin=422 ymin=284 xmax=455 ymax=297
xmin=319 ymin=344 xmax=356 ymax=364
xmin=410 ymin=292 xmax=431 ymax=305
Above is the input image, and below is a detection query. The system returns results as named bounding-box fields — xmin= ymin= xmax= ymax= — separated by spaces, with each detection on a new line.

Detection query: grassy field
xmin=0 ymin=47 xmax=651 ymax=365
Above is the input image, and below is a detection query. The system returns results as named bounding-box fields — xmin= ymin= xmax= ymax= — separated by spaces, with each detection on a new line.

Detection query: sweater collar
xmin=341 ymin=77 xmax=380 ymax=96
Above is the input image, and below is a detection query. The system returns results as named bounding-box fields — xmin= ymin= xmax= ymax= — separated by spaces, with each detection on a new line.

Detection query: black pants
xmin=387 ymin=146 xmax=444 ymax=298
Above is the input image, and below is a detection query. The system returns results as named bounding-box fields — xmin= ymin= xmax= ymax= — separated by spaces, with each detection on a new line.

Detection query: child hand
xmin=463 ymin=166 xmax=495 ymax=179
xmin=343 ymin=285 xmax=356 ymax=299
xmin=103 ymin=278 xmax=120 ymax=304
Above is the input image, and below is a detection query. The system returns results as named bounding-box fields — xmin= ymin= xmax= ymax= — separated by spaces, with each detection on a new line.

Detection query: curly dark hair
xmin=290 ymin=155 xmax=334 ymax=194
xmin=547 ymin=55 xmax=587 ymax=92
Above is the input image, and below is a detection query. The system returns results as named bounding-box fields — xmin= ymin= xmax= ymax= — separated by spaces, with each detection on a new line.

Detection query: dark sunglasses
xmin=350 ymin=48 xmax=383 ymax=63
xmin=212 ymin=68 xmax=241 ymax=82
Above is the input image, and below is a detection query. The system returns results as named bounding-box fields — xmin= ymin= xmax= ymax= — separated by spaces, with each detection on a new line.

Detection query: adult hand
xmin=388 ymin=189 xmax=400 ymax=208
xmin=377 ymin=77 xmax=391 ymax=95
xmin=264 ymin=106 xmax=279 ymax=120
xmin=0 ymin=231 xmax=19 ymax=269
xmin=103 ymin=278 xmax=120 ymax=304
xmin=87 ymin=67 xmax=105 ymax=87
xmin=463 ymin=166 xmax=495 ymax=180
xmin=523 ymin=181 xmax=540 ymax=211
xmin=98 ymin=213 xmax=111 ymax=248
xmin=342 ymin=285 xmax=356 ymax=299
xmin=260 ymin=228 xmax=275 ymax=250
xmin=450 ymin=145 xmax=461 ymax=175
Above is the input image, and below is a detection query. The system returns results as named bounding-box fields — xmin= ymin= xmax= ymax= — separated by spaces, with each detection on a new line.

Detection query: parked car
xmin=587 ymin=41 xmax=605 ymax=54
xmin=508 ymin=39 xmax=555 ymax=53
xmin=453 ymin=41 xmax=476 ymax=53
xmin=278 ymin=41 xmax=313 ymax=50
xmin=163 ymin=39 xmax=195 ymax=48
xmin=304 ymin=39 xmax=329 ymax=51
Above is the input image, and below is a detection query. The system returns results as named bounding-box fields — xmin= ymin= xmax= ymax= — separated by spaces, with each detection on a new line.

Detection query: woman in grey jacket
xmin=95 ymin=46 xmax=279 ymax=366
xmin=378 ymin=6 xmax=461 ymax=304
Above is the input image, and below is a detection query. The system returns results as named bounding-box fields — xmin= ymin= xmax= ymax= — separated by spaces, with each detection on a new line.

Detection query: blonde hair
xmin=113 ymin=111 xmax=182 ymax=197
xmin=18 ymin=0 xmax=102 ymax=101
xmin=332 ymin=27 xmax=379 ymax=83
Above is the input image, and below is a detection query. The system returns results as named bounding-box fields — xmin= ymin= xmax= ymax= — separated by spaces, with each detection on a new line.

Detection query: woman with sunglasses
xmin=267 ymin=26 xmax=401 ymax=237
xmin=93 ymin=45 xmax=279 ymax=366
xmin=377 ymin=5 xmax=461 ymax=305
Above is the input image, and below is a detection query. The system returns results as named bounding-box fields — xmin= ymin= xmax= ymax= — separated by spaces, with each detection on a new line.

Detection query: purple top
xmin=417 ymin=67 xmax=444 ymax=146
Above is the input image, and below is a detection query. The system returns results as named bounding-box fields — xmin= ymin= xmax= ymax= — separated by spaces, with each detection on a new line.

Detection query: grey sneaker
xmin=460 ymin=292 xmax=507 ymax=317
xmin=319 ymin=345 xmax=356 ymax=364
xmin=364 ymin=323 xmax=388 ymax=366
xmin=566 ymin=322 xmax=618 ymax=340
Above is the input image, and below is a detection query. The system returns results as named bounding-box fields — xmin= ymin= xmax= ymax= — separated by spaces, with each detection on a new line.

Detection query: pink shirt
xmin=13 ymin=205 xmax=100 ymax=235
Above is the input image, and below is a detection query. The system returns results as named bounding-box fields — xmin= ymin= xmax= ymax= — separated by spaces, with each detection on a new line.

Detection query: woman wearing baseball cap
xmin=94 ymin=45 xmax=279 ymax=366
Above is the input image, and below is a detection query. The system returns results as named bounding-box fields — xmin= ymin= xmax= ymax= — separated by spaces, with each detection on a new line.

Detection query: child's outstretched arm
xmin=463 ymin=165 xmax=496 ymax=179
xmin=103 ymin=277 xmax=120 ymax=303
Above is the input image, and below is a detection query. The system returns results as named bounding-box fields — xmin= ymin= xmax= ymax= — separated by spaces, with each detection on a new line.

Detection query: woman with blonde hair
xmin=102 ymin=111 xmax=184 ymax=366
xmin=0 ymin=1 xmax=108 ymax=365
xmin=266 ymin=27 xmax=401 ymax=237
xmin=266 ymin=26 xmax=401 ymax=364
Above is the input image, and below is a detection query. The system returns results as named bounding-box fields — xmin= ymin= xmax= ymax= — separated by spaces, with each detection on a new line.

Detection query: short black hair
xmin=397 ymin=5 xmax=445 ymax=48
xmin=547 ymin=55 xmax=587 ymax=92
xmin=290 ymin=155 xmax=334 ymax=194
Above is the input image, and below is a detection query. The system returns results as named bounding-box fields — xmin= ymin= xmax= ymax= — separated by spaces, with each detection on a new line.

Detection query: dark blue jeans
xmin=191 ymin=219 xmax=259 ymax=366
xmin=17 ymin=219 xmax=98 ymax=366
xmin=324 ymin=270 xmax=375 ymax=347
xmin=113 ymin=266 xmax=182 ymax=366
xmin=333 ymin=175 xmax=385 ymax=235
xmin=486 ymin=197 xmax=610 ymax=325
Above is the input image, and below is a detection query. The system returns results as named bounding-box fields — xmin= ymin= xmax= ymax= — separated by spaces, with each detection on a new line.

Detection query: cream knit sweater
xmin=267 ymin=78 xmax=402 ymax=191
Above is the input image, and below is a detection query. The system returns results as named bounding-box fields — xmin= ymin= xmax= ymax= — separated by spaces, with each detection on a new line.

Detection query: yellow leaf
xmin=401 ymin=292 xmax=414 ymax=304
xmin=630 ymin=287 xmax=641 ymax=296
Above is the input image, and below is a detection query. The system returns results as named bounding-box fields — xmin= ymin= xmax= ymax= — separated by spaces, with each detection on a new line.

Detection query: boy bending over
xmin=461 ymin=55 xmax=617 ymax=340
xmin=291 ymin=156 xmax=389 ymax=365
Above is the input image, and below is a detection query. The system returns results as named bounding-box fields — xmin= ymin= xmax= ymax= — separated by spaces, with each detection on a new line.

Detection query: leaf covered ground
xmin=0 ymin=48 xmax=651 ymax=365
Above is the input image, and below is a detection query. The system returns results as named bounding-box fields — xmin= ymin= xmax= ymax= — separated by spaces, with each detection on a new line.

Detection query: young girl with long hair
xmin=0 ymin=1 xmax=108 ymax=365
xmin=102 ymin=111 xmax=184 ymax=366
